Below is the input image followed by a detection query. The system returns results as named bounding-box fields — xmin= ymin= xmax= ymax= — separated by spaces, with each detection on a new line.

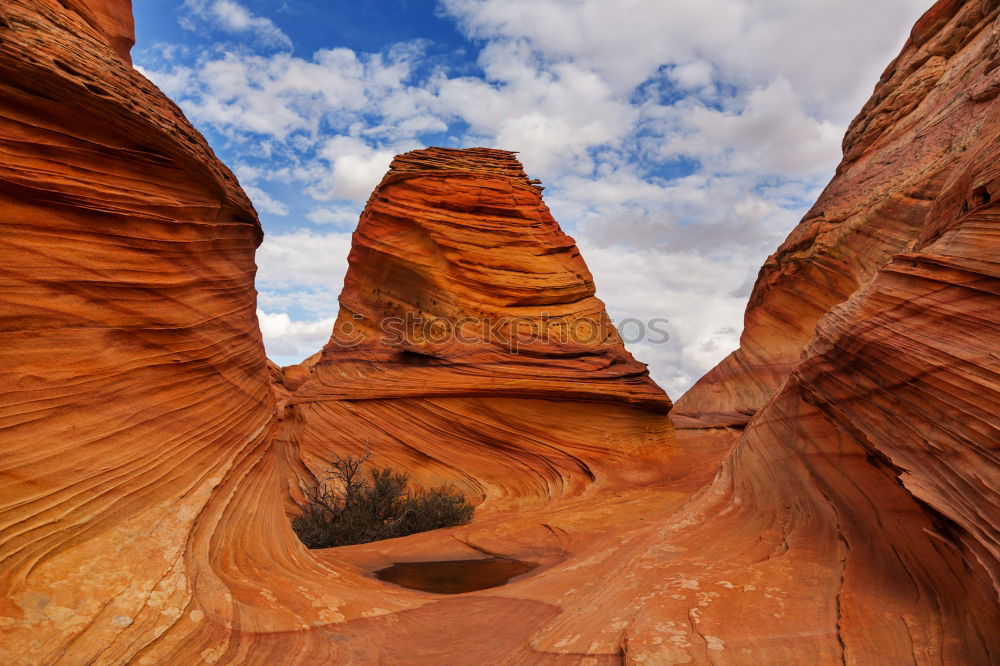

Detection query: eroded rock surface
xmin=674 ymin=0 xmax=1000 ymax=429
xmin=293 ymin=147 xmax=669 ymax=410
xmin=1 ymin=0 xmax=998 ymax=664
xmin=0 ymin=0 xmax=276 ymax=662
xmin=661 ymin=0 xmax=1000 ymax=661
xmin=273 ymin=146 xmax=674 ymax=513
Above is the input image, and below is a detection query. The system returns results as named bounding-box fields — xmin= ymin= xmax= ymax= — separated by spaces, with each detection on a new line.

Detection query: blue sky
xmin=133 ymin=0 xmax=929 ymax=396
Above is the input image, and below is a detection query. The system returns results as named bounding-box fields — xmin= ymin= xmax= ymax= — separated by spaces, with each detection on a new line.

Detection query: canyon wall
xmin=674 ymin=0 xmax=1000 ymax=428
xmin=0 ymin=0 xmax=997 ymax=663
xmin=0 ymin=0 xmax=280 ymax=662
xmin=653 ymin=0 xmax=1000 ymax=661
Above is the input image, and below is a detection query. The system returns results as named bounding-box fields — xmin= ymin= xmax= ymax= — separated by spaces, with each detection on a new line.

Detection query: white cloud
xmin=439 ymin=0 xmax=928 ymax=121
xmin=441 ymin=0 xmax=745 ymax=94
xmin=243 ymin=185 xmax=288 ymax=216
xmin=134 ymin=63 xmax=192 ymax=98
xmin=255 ymin=230 xmax=355 ymax=363
xmin=580 ymin=241 xmax=750 ymax=396
xmin=306 ymin=206 xmax=362 ymax=227
xmin=256 ymin=310 xmax=335 ymax=363
xmin=313 ymin=136 xmax=399 ymax=202
xmin=182 ymin=0 xmax=291 ymax=49
xmin=176 ymin=50 xmax=369 ymax=139
xmin=655 ymin=78 xmax=842 ymax=178
xmin=432 ymin=49 xmax=637 ymax=176
xmin=669 ymin=61 xmax=714 ymax=91
xmin=256 ymin=229 xmax=354 ymax=290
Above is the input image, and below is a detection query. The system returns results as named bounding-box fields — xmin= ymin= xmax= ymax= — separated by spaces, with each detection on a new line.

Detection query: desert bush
xmin=292 ymin=450 xmax=474 ymax=549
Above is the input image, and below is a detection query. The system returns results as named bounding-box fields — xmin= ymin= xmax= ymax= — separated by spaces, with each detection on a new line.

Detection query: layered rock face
xmin=2 ymin=2 xmax=681 ymax=659
xmin=724 ymin=87 xmax=1000 ymax=652
xmin=294 ymin=147 xmax=669 ymax=411
xmin=653 ymin=0 xmax=1000 ymax=661
xmin=58 ymin=0 xmax=134 ymax=62
xmin=2 ymin=0 xmax=998 ymax=664
xmin=0 ymin=0 xmax=276 ymax=662
xmin=275 ymin=147 xmax=674 ymax=508
xmin=674 ymin=0 xmax=1000 ymax=428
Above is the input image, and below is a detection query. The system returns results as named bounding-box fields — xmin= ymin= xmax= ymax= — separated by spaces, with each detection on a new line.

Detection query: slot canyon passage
xmin=1 ymin=0 xmax=999 ymax=663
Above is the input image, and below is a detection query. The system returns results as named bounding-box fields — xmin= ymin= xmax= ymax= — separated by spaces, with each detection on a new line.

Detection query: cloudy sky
xmin=134 ymin=0 xmax=929 ymax=397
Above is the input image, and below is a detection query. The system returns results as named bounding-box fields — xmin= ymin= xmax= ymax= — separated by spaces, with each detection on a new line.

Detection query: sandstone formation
xmin=1 ymin=0 xmax=998 ymax=664
xmin=273 ymin=146 xmax=673 ymax=511
xmin=0 ymin=0 xmax=276 ymax=661
xmin=674 ymin=0 xmax=1000 ymax=428
xmin=294 ymin=147 xmax=670 ymax=411
xmin=662 ymin=0 xmax=1000 ymax=660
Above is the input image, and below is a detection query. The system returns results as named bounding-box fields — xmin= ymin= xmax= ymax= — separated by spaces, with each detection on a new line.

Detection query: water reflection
xmin=374 ymin=557 xmax=538 ymax=594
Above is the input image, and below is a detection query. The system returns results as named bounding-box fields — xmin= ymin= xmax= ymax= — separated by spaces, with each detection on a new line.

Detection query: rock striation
xmin=0 ymin=0 xmax=276 ymax=662
xmin=659 ymin=0 xmax=1000 ymax=661
xmin=1 ymin=0 xmax=998 ymax=664
xmin=674 ymin=0 xmax=1000 ymax=429
xmin=295 ymin=146 xmax=670 ymax=411
xmin=274 ymin=145 xmax=675 ymax=515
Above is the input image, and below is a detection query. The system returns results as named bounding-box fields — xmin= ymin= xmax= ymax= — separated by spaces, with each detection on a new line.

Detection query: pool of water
xmin=374 ymin=557 xmax=538 ymax=594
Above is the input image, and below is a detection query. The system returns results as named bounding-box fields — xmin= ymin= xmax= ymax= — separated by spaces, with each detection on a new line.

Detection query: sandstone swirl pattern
xmin=1 ymin=0 xmax=998 ymax=664
xmin=674 ymin=0 xmax=1000 ymax=429
xmin=273 ymin=146 xmax=674 ymax=513
xmin=0 ymin=0 xmax=279 ymax=662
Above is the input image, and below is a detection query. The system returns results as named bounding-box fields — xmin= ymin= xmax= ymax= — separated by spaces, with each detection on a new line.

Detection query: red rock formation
xmin=674 ymin=0 xmax=1000 ymax=428
xmin=1 ymin=1 xmax=680 ymax=657
xmin=0 ymin=0 xmax=276 ymax=662
xmin=59 ymin=0 xmax=135 ymax=63
xmin=653 ymin=1 xmax=1000 ymax=661
xmin=299 ymin=147 xmax=669 ymax=411
xmin=636 ymin=109 xmax=1000 ymax=657
xmin=275 ymin=146 xmax=674 ymax=511
xmin=2 ymin=0 xmax=998 ymax=663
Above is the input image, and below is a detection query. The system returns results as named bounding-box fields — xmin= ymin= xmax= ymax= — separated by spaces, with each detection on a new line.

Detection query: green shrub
xmin=292 ymin=450 xmax=474 ymax=549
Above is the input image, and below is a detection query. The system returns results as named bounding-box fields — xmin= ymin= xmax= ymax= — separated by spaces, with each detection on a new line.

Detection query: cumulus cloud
xmin=243 ymin=185 xmax=288 ymax=216
xmin=161 ymin=49 xmax=369 ymax=139
xmin=137 ymin=0 xmax=930 ymax=392
xmin=306 ymin=206 xmax=362 ymax=227
xmin=256 ymin=229 xmax=353 ymax=292
xmin=579 ymin=241 xmax=750 ymax=394
xmin=312 ymin=136 xmax=399 ymax=202
xmin=440 ymin=0 xmax=928 ymax=121
xmin=654 ymin=78 xmax=843 ymax=178
xmin=257 ymin=310 xmax=335 ymax=362
xmin=182 ymin=0 xmax=291 ymax=49
xmin=255 ymin=230 xmax=354 ymax=364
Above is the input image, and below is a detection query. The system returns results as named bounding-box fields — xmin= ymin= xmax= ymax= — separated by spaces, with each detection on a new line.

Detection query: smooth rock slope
xmin=0 ymin=0 xmax=998 ymax=664
xmin=0 ymin=0 xmax=276 ymax=663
